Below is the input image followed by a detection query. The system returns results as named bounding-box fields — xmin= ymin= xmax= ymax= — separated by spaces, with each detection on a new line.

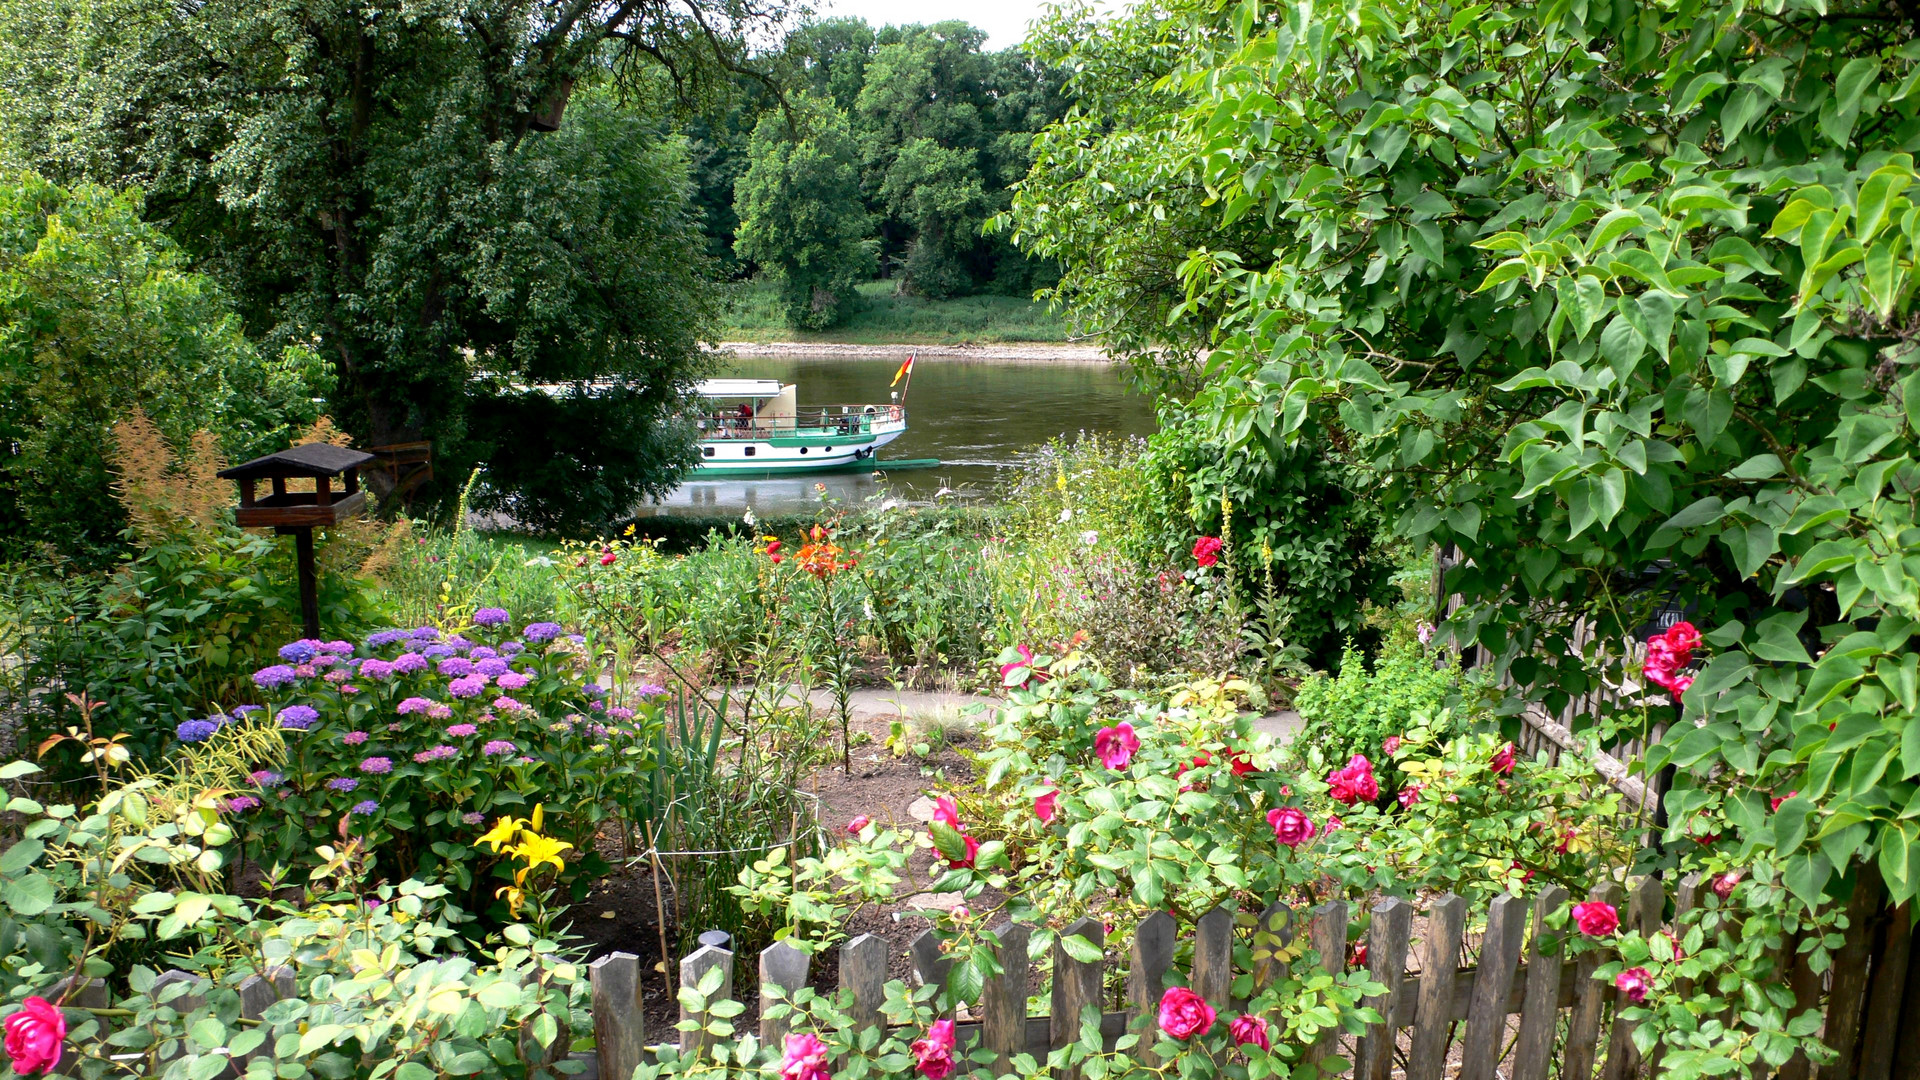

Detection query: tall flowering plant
xmin=222 ymin=611 xmax=656 ymax=912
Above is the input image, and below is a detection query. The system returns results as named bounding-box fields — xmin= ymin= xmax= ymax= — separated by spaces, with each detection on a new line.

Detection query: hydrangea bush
xmin=221 ymin=610 xmax=658 ymax=907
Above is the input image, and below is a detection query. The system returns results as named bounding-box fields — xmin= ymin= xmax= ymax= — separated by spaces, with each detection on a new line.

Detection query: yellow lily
xmin=476 ymin=815 xmax=525 ymax=852
xmin=512 ymin=831 xmax=573 ymax=878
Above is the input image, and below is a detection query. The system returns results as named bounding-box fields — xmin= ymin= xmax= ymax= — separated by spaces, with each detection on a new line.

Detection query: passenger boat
xmin=691 ymin=378 xmax=915 ymax=478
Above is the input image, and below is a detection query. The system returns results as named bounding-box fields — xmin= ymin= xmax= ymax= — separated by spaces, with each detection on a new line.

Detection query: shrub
xmin=1291 ymin=634 xmax=1459 ymax=785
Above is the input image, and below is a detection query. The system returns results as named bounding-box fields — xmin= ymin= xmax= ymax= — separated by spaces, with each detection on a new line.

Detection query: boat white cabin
xmin=692 ymin=379 xmax=907 ymax=477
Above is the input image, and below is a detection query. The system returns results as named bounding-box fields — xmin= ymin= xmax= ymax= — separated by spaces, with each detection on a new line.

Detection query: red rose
xmin=1382 ymin=735 xmax=1401 ymax=754
xmin=1614 ymin=966 xmax=1652 ymax=1005
xmin=1327 ymin=753 xmax=1380 ymax=805
xmin=1034 ymin=789 xmax=1058 ymax=823
xmin=911 ymin=1020 xmax=957 ymax=1080
xmin=1490 ymin=742 xmax=1515 ymax=775
xmin=1228 ymin=1014 xmax=1270 ymax=1050
xmin=1267 ymin=807 xmax=1317 ymax=847
xmin=846 ymin=815 xmax=870 ymax=835
xmin=1572 ymin=901 xmax=1619 ymax=936
xmin=931 ymin=796 xmax=961 ymax=831
xmin=948 ymin=833 xmax=980 ymax=870
xmin=1158 ymin=987 xmax=1216 ymax=1039
xmin=1712 ymin=870 xmax=1741 ymax=900
xmin=3 ymin=998 xmax=65 ymax=1076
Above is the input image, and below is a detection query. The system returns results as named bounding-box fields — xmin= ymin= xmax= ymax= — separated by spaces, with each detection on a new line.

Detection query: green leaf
xmin=0 ymin=839 xmax=44 ymax=875
xmin=0 ymin=762 xmax=41 ymax=781
xmin=4 ymin=873 xmax=55 ymax=916
xmin=1060 ymin=934 xmax=1103 ymax=963
xmin=1587 ymin=208 xmax=1644 ymax=252
xmin=1750 ymin=611 xmax=1812 ymax=664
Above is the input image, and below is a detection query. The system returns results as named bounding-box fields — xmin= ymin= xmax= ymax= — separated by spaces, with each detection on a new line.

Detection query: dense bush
xmin=1291 ymin=634 xmax=1462 ymax=785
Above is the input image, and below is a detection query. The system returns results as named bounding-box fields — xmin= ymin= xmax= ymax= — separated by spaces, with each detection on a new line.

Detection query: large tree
xmin=733 ymin=97 xmax=877 ymax=329
xmin=0 ymin=0 xmax=788 ymax=532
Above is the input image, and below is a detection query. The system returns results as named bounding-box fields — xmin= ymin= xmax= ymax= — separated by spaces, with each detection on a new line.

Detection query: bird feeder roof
xmin=218 ymin=443 xmax=376 ymax=480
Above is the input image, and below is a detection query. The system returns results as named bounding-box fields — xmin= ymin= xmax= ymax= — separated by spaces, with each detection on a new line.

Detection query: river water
xmin=648 ymin=355 xmax=1157 ymax=517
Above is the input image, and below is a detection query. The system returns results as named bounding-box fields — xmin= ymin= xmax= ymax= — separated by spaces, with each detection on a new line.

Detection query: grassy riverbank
xmin=721 ymin=280 xmax=1070 ymax=344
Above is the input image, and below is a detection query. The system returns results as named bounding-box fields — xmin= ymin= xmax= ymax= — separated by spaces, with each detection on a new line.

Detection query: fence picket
xmin=1126 ymin=911 xmax=1176 ymax=1067
xmin=1776 ymin=927 xmax=1824 ymax=1080
xmin=983 ymin=921 xmax=1032 ymax=1073
xmin=913 ymin=928 xmax=955 ymax=1015
xmin=1051 ymin=916 xmax=1105 ymax=1075
xmin=1407 ymin=893 xmax=1466 ymax=1080
xmin=1600 ymin=875 xmax=1666 ymax=1080
xmin=1250 ymin=901 xmax=1296 ymax=991
xmin=1192 ymin=906 xmax=1235 ymax=1011
xmin=589 ymin=952 xmax=645 ymax=1080
xmin=1819 ymin=864 xmax=1885 ymax=1080
xmin=759 ymin=941 xmax=810 ymax=1045
xmin=1512 ymin=885 xmax=1569 ymax=1080
xmin=1859 ymin=900 xmax=1911 ymax=1080
xmin=1306 ymin=900 xmax=1349 ymax=1065
xmin=1356 ymin=896 xmax=1413 ymax=1080
xmin=1892 ymin=927 xmax=1920 ymax=1080
xmin=1459 ymin=892 xmax=1527 ymax=1080
xmin=841 ymin=934 xmax=889 ymax=1033
xmin=1563 ymin=881 xmax=1624 ymax=1080
xmin=679 ymin=944 xmax=734 ymax=1059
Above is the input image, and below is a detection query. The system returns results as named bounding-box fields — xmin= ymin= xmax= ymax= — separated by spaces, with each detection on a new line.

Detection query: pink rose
xmin=1192 ymin=536 xmax=1223 ymax=568
xmin=846 ymin=815 xmax=871 ymax=835
xmin=780 ymin=1033 xmax=831 ymax=1080
xmin=948 ymin=833 xmax=980 ymax=870
xmin=1572 ymin=901 xmax=1619 ymax=936
xmin=1034 ymin=789 xmax=1058 ymax=823
xmin=1267 ymin=807 xmax=1317 ymax=847
xmin=1382 ymin=735 xmax=1401 ymax=754
xmin=1490 ymin=742 xmax=1515 ymax=776
xmin=3 ymin=997 xmax=65 ymax=1076
xmin=1397 ymin=782 xmax=1425 ymax=807
xmin=1615 ymin=966 xmax=1651 ymax=1005
xmin=1771 ymin=790 xmax=1798 ymax=812
xmin=911 ymin=1019 xmax=957 ymax=1080
xmin=1712 ymin=870 xmax=1741 ymax=900
xmin=1326 ymin=754 xmax=1380 ymax=805
xmin=932 ymin=796 xmax=961 ymax=831
xmin=1228 ymin=1014 xmax=1269 ymax=1051
xmin=1157 ymin=987 xmax=1216 ymax=1039
xmin=1000 ymin=644 xmax=1038 ymax=685
xmin=1095 ymin=723 xmax=1139 ymax=769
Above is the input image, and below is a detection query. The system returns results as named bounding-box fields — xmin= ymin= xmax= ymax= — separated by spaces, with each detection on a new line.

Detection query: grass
xmin=719 ymin=279 xmax=1071 ymax=344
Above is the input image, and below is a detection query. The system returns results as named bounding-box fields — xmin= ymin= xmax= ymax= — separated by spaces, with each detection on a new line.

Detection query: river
xmin=647 ymin=355 xmax=1157 ymax=517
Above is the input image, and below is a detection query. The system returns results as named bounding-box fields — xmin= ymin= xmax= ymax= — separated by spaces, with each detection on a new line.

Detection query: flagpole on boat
xmin=901 ymin=352 xmax=915 ymax=404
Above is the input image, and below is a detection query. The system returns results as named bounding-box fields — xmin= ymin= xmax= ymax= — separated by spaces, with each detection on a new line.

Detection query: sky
xmin=813 ymin=0 xmax=1057 ymax=49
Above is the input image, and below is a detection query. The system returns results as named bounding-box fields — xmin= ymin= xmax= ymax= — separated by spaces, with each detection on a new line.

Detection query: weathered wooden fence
xmin=574 ymin=871 xmax=1920 ymax=1080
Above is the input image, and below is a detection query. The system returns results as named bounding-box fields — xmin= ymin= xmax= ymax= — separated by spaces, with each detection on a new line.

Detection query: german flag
xmin=890 ymin=354 xmax=915 ymax=387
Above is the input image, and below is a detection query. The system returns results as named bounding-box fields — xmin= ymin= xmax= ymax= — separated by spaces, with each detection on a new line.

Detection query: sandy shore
xmin=713 ymin=341 xmax=1113 ymax=363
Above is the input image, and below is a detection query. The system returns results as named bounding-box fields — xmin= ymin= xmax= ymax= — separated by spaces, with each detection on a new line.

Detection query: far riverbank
xmin=713 ymin=341 xmax=1112 ymax=363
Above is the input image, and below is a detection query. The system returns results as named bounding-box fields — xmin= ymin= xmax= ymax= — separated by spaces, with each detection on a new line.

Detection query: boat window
xmin=800 ymin=447 xmax=808 ymax=455
xmin=744 ymin=446 xmax=755 ymax=457
xmin=702 ymin=446 xmax=714 ymax=458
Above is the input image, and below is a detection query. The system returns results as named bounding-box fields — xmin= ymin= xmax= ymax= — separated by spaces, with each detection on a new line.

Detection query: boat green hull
xmin=687 ymin=457 xmax=942 ymax=480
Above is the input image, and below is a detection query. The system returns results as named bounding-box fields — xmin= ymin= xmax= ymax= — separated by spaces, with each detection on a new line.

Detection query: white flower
xmin=1081 ymin=530 xmax=1099 ymax=547
xmin=1058 ymin=508 xmax=1074 ymax=523
xmin=742 ymin=509 xmax=757 ymax=528
xmin=524 ymin=556 xmax=554 ymax=568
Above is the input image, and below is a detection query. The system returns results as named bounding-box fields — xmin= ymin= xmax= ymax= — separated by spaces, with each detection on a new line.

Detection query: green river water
xmin=649 ymin=355 xmax=1157 ymax=517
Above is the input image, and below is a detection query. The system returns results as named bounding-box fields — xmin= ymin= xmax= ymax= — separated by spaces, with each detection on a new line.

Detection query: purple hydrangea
xmin=414 ymin=745 xmax=458 ymax=763
xmin=472 ymin=607 xmax=511 ymax=627
xmin=469 ymin=647 xmax=500 ymax=661
xmin=495 ymin=671 xmax=531 ymax=691
xmin=278 ymin=640 xmax=319 ymax=664
xmin=482 ymin=740 xmax=517 ymax=756
xmin=582 ymin=682 xmax=606 ymax=699
xmin=636 ymin=683 xmax=669 ymax=698
xmin=176 ymin=718 xmax=222 ymax=743
xmin=249 ymin=770 xmax=284 ymax=787
xmin=462 ymin=811 xmax=486 ymax=825
xmin=606 ymin=706 xmax=635 ymax=721
xmin=524 ymin=622 xmax=563 ymax=643
xmin=221 ymin=795 xmax=262 ymax=813
xmin=448 ymin=674 xmax=488 ymax=699
xmin=367 ymin=629 xmax=411 ymax=648
xmin=252 ymin=665 xmax=298 ymax=690
xmin=445 ymin=635 xmax=474 ymax=651
xmin=341 ymin=684 xmax=361 ymax=696
xmin=351 ymin=800 xmax=379 ymax=815
xmin=411 ymin=626 xmax=441 ymax=641
xmin=499 ymin=642 xmax=525 ymax=657
xmin=278 ymin=705 xmax=319 ymax=730
xmin=358 ymin=756 xmax=393 ymax=774
xmin=358 ymin=659 xmax=396 ymax=680
xmin=319 ymin=640 xmax=355 ymax=655
xmin=422 ymin=644 xmax=456 ymax=659
xmin=397 ymin=697 xmax=435 ymax=715
xmin=324 ymin=669 xmax=351 ymax=684
xmin=326 ymin=777 xmax=359 ymax=793
xmin=447 ymin=723 xmax=478 ymax=737
xmin=437 ymin=657 xmax=475 ymax=677
xmin=392 ymin=652 xmax=429 ymax=674
xmin=342 ymin=730 xmax=369 ymax=746
xmin=475 ymin=658 xmax=511 ymax=677
xmin=232 ymin=705 xmax=263 ymax=717
xmin=310 ymin=654 xmax=339 ymax=669
xmin=493 ymin=696 xmax=526 ymax=712
xmin=427 ymin=703 xmax=453 ymax=720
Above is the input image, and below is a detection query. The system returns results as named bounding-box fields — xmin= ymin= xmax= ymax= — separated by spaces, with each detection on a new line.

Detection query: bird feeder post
xmin=218 ymin=444 xmax=376 ymax=641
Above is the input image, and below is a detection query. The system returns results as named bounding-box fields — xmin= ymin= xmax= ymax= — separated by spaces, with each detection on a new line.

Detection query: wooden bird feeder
xmin=218 ymin=443 xmax=376 ymax=638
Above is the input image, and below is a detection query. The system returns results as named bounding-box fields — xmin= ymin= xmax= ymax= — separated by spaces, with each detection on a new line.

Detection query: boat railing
xmin=697 ymin=404 xmax=905 ymax=438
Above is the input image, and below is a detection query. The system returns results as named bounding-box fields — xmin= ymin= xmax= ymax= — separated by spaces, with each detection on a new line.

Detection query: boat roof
xmin=696 ymin=379 xmax=787 ymax=398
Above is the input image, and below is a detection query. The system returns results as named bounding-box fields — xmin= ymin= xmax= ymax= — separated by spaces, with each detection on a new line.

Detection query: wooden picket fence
xmin=579 ymin=869 xmax=1920 ymax=1080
